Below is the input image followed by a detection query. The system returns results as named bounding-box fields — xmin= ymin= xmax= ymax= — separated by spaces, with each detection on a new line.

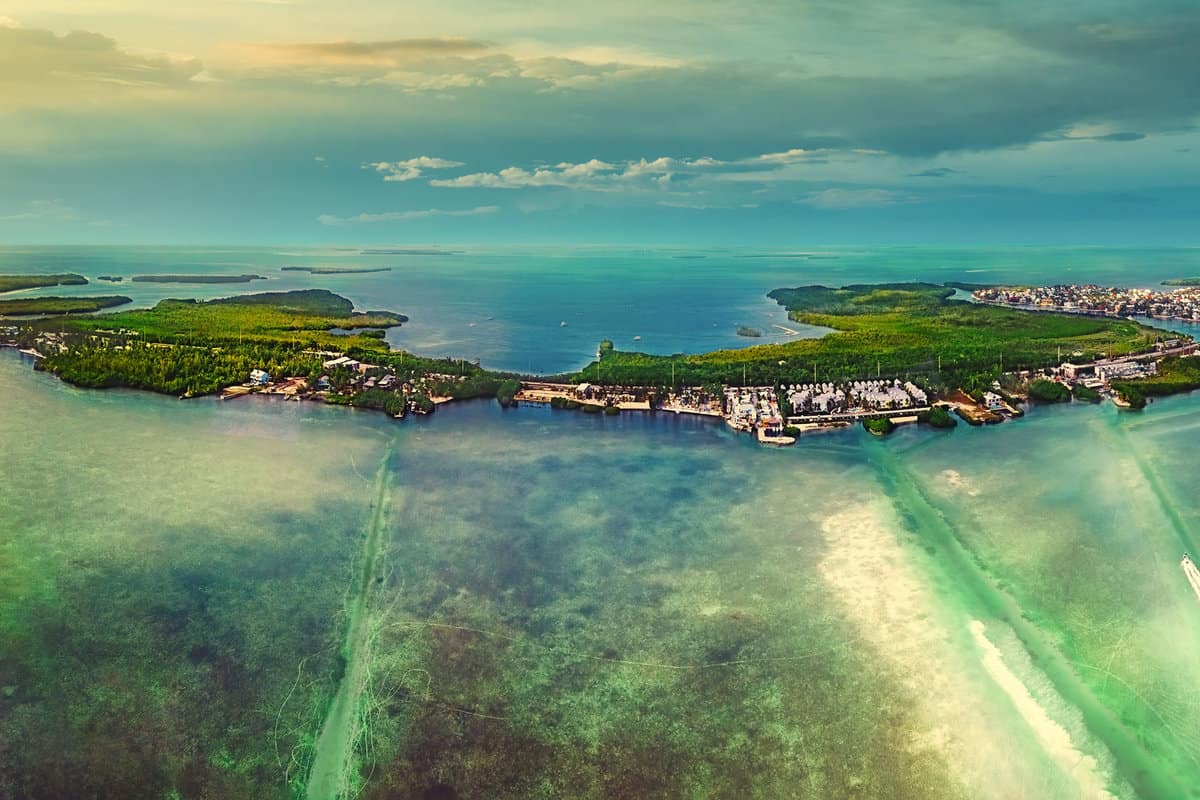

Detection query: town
xmin=973 ymin=283 xmax=1200 ymax=322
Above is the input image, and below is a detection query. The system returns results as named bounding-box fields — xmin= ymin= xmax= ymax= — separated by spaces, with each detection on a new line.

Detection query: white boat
xmin=560 ymin=320 xmax=568 ymax=327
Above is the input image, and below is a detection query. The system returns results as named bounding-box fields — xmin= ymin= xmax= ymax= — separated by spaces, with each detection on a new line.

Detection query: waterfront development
xmin=5 ymin=248 xmax=1200 ymax=800
xmin=974 ymin=283 xmax=1200 ymax=322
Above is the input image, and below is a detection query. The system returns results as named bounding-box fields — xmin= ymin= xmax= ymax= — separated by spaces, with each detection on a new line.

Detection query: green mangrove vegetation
xmin=1161 ymin=278 xmax=1200 ymax=286
xmin=1027 ymin=379 xmax=1071 ymax=403
xmin=0 ymin=273 xmax=88 ymax=293
xmin=21 ymin=290 xmax=417 ymax=396
xmin=1111 ymin=356 xmax=1200 ymax=409
xmin=863 ymin=416 xmax=895 ymax=436
xmin=0 ymin=295 xmax=131 ymax=316
xmin=735 ymin=326 xmax=763 ymax=338
xmin=925 ymin=405 xmax=958 ymax=428
xmin=575 ymin=283 xmax=1167 ymax=393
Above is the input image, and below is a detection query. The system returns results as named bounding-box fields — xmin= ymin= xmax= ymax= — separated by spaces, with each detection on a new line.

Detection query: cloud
xmin=0 ymin=199 xmax=80 ymax=222
xmin=910 ymin=167 xmax=960 ymax=177
xmin=428 ymin=155 xmax=723 ymax=191
xmin=797 ymin=188 xmax=911 ymax=209
xmin=367 ymin=156 xmax=465 ymax=182
xmin=0 ymin=26 xmax=202 ymax=97
xmin=233 ymin=38 xmax=490 ymax=67
xmin=317 ymin=205 xmax=498 ymax=225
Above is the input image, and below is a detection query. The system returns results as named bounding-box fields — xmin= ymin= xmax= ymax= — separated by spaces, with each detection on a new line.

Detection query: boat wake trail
xmin=1182 ymin=554 xmax=1200 ymax=603
xmin=306 ymin=441 xmax=395 ymax=800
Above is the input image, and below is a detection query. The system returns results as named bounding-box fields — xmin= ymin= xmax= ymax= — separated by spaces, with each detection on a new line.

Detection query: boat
xmin=560 ymin=320 xmax=568 ymax=327
xmin=633 ymin=335 xmax=641 ymax=341
xmin=17 ymin=348 xmax=43 ymax=359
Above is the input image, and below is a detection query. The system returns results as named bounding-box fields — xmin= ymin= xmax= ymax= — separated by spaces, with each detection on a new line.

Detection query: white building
xmin=982 ymin=391 xmax=1005 ymax=411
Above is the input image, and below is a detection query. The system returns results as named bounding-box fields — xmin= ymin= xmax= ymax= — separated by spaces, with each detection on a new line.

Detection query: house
xmin=249 ymin=369 xmax=270 ymax=385
xmin=322 ymin=355 xmax=359 ymax=371
xmin=982 ymin=391 xmax=1005 ymax=411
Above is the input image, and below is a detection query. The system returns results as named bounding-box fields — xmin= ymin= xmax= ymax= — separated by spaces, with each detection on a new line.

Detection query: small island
xmin=132 ymin=274 xmax=267 ymax=284
xmin=359 ymin=248 xmax=458 ymax=256
xmin=1162 ymin=278 xmax=1200 ymax=286
xmin=97 ymin=275 xmax=124 ymax=282
xmin=281 ymin=266 xmax=393 ymax=275
xmin=0 ymin=273 xmax=88 ymax=293
xmin=0 ymin=295 xmax=132 ymax=316
xmin=736 ymin=326 xmax=763 ymax=338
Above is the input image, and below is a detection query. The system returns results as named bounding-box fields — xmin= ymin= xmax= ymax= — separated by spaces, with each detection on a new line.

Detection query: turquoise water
xmin=5 ymin=245 xmax=1200 ymax=372
xmin=4 ymin=247 xmax=1200 ymax=798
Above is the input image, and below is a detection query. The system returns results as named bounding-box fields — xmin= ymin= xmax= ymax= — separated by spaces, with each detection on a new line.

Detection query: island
xmin=4 ymin=281 xmax=1197 ymax=444
xmin=97 ymin=275 xmax=124 ymax=282
xmin=1162 ymin=278 xmax=1200 ymax=287
xmin=359 ymin=248 xmax=458 ymax=256
xmin=281 ymin=266 xmax=393 ymax=275
xmin=0 ymin=273 xmax=88 ymax=293
xmin=131 ymin=274 xmax=267 ymax=284
xmin=0 ymin=295 xmax=132 ymax=316
xmin=736 ymin=326 xmax=763 ymax=338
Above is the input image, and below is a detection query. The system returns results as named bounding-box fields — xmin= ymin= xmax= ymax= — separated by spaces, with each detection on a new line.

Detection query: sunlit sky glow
xmin=1 ymin=1 xmax=1198 ymax=244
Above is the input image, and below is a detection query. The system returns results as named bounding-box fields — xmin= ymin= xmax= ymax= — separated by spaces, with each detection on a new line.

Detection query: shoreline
xmin=9 ymin=347 xmax=1190 ymax=449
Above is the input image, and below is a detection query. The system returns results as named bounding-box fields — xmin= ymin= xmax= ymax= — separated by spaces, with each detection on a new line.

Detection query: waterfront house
xmin=249 ymin=369 xmax=270 ymax=385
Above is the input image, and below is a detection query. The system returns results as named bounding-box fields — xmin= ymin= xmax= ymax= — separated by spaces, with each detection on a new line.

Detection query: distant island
xmin=736 ymin=326 xmax=763 ymax=338
xmin=97 ymin=275 xmax=124 ymax=282
xmin=0 ymin=273 xmax=88 ymax=293
xmin=359 ymin=248 xmax=458 ymax=256
xmin=132 ymin=274 xmax=266 ymax=284
xmin=281 ymin=266 xmax=392 ymax=275
xmin=0 ymin=295 xmax=131 ymax=316
xmin=1162 ymin=278 xmax=1200 ymax=286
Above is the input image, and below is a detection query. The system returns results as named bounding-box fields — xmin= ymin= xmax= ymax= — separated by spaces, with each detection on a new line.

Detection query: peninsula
xmin=4 ymin=282 xmax=1196 ymax=442
xmin=0 ymin=295 xmax=131 ymax=316
xmin=0 ymin=273 xmax=88 ymax=293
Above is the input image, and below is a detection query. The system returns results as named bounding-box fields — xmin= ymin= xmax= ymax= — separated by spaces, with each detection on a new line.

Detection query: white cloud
xmin=317 ymin=204 xmax=498 ymax=225
xmin=797 ymin=188 xmax=911 ymax=209
xmin=429 ymin=155 xmax=722 ymax=191
xmin=0 ymin=199 xmax=79 ymax=222
xmin=366 ymin=156 xmax=465 ymax=182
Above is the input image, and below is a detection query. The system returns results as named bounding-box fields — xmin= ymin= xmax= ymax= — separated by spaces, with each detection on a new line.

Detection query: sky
xmin=0 ymin=0 xmax=1198 ymax=245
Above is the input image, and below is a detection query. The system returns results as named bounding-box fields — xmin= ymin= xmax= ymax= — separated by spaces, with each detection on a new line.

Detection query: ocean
xmin=2 ymin=246 xmax=1199 ymax=799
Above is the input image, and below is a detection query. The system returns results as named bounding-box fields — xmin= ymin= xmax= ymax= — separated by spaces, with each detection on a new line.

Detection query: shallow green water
xmin=2 ymin=350 xmax=1199 ymax=798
